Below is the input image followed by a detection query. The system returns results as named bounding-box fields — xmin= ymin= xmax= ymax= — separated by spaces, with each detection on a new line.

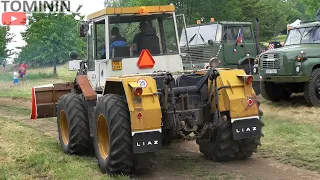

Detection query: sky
xmin=0 ymin=0 xmax=106 ymax=63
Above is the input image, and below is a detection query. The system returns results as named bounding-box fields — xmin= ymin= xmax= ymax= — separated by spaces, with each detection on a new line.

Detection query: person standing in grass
xmin=2 ymin=59 xmax=6 ymax=72
xmin=13 ymin=70 xmax=19 ymax=86
xmin=19 ymin=61 xmax=28 ymax=84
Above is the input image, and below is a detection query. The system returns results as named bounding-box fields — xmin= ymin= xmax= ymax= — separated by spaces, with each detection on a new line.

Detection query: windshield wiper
xmin=300 ymin=25 xmax=320 ymax=43
xmin=199 ymin=33 xmax=207 ymax=44
xmin=304 ymin=25 xmax=320 ymax=37
xmin=188 ymin=34 xmax=197 ymax=44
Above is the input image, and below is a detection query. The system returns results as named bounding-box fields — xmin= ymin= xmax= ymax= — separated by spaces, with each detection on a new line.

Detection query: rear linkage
xmin=162 ymin=67 xmax=231 ymax=140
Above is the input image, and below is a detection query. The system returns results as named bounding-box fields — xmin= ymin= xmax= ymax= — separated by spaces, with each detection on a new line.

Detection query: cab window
xmin=226 ymin=26 xmax=241 ymax=43
xmin=243 ymin=26 xmax=254 ymax=43
xmin=87 ymin=24 xmax=94 ymax=70
xmin=107 ymin=13 xmax=178 ymax=59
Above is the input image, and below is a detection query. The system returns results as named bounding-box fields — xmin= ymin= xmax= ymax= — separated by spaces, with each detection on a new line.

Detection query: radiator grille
xmin=260 ymin=53 xmax=283 ymax=69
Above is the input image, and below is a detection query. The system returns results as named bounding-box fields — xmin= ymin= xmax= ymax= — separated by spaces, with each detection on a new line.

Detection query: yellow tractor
xmin=31 ymin=4 xmax=264 ymax=175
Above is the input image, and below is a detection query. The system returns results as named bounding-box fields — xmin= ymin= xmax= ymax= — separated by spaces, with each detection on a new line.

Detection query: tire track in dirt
xmin=1 ymin=98 xmax=320 ymax=180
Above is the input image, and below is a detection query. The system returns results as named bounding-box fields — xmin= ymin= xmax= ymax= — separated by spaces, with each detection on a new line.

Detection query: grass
xmin=272 ymin=35 xmax=287 ymax=43
xmin=1 ymin=62 xmax=320 ymax=177
xmin=0 ymin=63 xmax=75 ymax=100
xmin=260 ymin=115 xmax=320 ymax=172
xmin=0 ymin=117 xmax=130 ymax=180
xmin=259 ymin=95 xmax=320 ymax=172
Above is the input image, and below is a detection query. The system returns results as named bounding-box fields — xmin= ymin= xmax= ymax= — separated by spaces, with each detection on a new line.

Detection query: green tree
xmin=0 ymin=26 xmax=14 ymax=64
xmin=15 ymin=7 xmax=85 ymax=74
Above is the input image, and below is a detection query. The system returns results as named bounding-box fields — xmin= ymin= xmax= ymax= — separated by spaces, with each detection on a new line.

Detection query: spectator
xmin=2 ymin=59 xmax=6 ymax=72
xmin=19 ymin=61 xmax=28 ymax=84
xmin=13 ymin=71 xmax=19 ymax=86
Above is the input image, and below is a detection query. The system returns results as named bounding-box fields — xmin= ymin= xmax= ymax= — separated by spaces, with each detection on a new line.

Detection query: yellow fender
xmin=104 ymin=76 xmax=162 ymax=134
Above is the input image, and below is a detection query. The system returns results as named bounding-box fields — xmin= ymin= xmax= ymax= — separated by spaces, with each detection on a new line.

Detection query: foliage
xmin=14 ymin=8 xmax=86 ymax=68
xmin=10 ymin=0 xmax=320 ymax=68
xmin=113 ymin=0 xmax=320 ymax=41
xmin=0 ymin=26 xmax=14 ymax=63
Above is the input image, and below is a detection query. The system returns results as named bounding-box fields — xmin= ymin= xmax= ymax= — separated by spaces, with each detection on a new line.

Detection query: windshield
xmin=180 ymin=24 xmax=221 ymax=46
xmin=94 ymin=13 xmax=178 ymax=60
xmin=284 ymin=26 xmax=320 ymax=45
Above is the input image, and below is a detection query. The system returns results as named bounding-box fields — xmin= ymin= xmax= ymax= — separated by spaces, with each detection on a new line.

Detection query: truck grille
xmin=260 ymin=53 xmax=283 ymax=69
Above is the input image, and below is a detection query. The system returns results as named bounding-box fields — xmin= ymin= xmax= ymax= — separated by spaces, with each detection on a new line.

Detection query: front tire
xmin=304 ymin=68 xmax=320 ymax=106
xmin=57 ymin=94 xmax=91 ymax=155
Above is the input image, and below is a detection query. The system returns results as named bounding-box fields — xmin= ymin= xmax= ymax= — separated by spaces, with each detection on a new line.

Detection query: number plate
xmin=112 ymin=60 xmax=122 ymax=71
xmin=265 ymin=69 xmax=277 ymax=74
xmin=232 ymin=118 xmax=262 ymax=140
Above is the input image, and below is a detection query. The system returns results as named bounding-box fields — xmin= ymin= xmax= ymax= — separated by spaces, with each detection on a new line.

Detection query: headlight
xmin=209 ymin=57 xmax=220 ymax=68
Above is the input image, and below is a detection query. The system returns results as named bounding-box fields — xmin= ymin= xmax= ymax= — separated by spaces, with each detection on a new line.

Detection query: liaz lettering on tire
xmin=30 ymin=4 xmax=264 ymax=175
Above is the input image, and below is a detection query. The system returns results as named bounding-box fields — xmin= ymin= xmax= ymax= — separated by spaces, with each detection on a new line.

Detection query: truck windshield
xmin=180 ymin=24 xmax=221 ymax=46
xmin=284 ymin=26 xmax=320 ymax=45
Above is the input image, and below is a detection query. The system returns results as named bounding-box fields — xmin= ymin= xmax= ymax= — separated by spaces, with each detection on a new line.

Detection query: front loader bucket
xmin=31 ymin=82 xmax=74 ymax=120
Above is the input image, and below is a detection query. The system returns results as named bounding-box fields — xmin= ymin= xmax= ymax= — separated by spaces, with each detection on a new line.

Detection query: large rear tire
xmin=196 ymin=114 xmax=239 ymax=162
xmin=236 ymin=100 xmax=264 ymax=159
xmin=93 ymin=94 xmax=156 ymax=174
xmin=57 ymin=94 xmax=91 ymax=155
xmin=197 ymin=103 xmax=263 ymax=161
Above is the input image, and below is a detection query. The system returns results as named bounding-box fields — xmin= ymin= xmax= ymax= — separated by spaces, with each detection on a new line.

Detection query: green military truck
xmin=258 ymin=20 xmax=320 ymax=106
xmin=179 ymin=20 xmax=261 ymax=94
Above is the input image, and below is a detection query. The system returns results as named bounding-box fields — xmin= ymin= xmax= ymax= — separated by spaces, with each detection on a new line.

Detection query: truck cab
xmin=179 ymin=21 xmax=260 ymax=93
xmin=258 ymin=20 xmax=320 ymax=106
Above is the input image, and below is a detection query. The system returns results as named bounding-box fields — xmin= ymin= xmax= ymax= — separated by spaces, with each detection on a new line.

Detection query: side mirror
xmin=208 ymin=39 xmax=214 ymax=46
xmin=69 ymin=51 xmax=78 ymax=60
xmin=78 ymin=21 xmax=89 ymax=37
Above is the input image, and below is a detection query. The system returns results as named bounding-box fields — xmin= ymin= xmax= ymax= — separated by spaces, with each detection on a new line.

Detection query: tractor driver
xmin=101 ymin=27 xmax=127 ymax=59
xmin=132 ymin=21 xmax=148 ymax=55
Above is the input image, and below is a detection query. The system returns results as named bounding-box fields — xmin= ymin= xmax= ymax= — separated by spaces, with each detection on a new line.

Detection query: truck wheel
xmin=196 ymin=117 xmax=239 ymax=162
xmin=261 ymin=81 xmax=282 ymax=102
xmin=57 ymin=94 xmax=91 ymax=155
xmin=243 ymin=64 xmax=260 ymax=95
xmin=93 ymin=94 xmax=156 ymax=174
xmin=236 ymin=100 xmax=264 ymax=159
xmin=304 ymin=68 xmax=320 ymax=106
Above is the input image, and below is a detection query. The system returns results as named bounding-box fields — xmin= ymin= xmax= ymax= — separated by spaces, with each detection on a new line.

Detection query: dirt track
xmin=1 ymin=97 xmax=320 ymax=180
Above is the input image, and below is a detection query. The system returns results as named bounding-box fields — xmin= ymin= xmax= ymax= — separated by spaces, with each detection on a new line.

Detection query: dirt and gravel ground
xmin=1 ymin=97 xmax=320 ymax=180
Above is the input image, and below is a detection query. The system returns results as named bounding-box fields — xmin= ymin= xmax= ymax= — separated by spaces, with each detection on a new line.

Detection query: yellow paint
xmin=87 ymin=5 xmax=175 ymax=20
xmin=60 ymin=110 xmax=69 ymax=145
xmin=104 ymin=76 xmax=162 ymax=133
xmin=210 ymin=69 xmax=259 ymax=119
xmin=112 ymin=60 xmax=122 ymax=71
xmin=128 ymin=82 xmax=140 ymax=88
xmin=97 ymin=114 xmax=109 ymax=159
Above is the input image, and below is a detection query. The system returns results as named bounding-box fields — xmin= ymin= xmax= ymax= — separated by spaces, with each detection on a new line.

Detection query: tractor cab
xmin=77 ymin=5 xmax=184 ymax=91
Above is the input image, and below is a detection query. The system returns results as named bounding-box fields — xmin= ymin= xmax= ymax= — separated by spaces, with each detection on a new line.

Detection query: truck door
xmin=222 ymin=25 xmax=246 ymax=65
xmin=242 ymin=25 xmax=258 ymax=57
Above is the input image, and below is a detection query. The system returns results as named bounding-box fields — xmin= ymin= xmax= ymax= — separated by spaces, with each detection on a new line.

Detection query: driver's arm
xmin=131 ymin=33 xmax=140 ymax=52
